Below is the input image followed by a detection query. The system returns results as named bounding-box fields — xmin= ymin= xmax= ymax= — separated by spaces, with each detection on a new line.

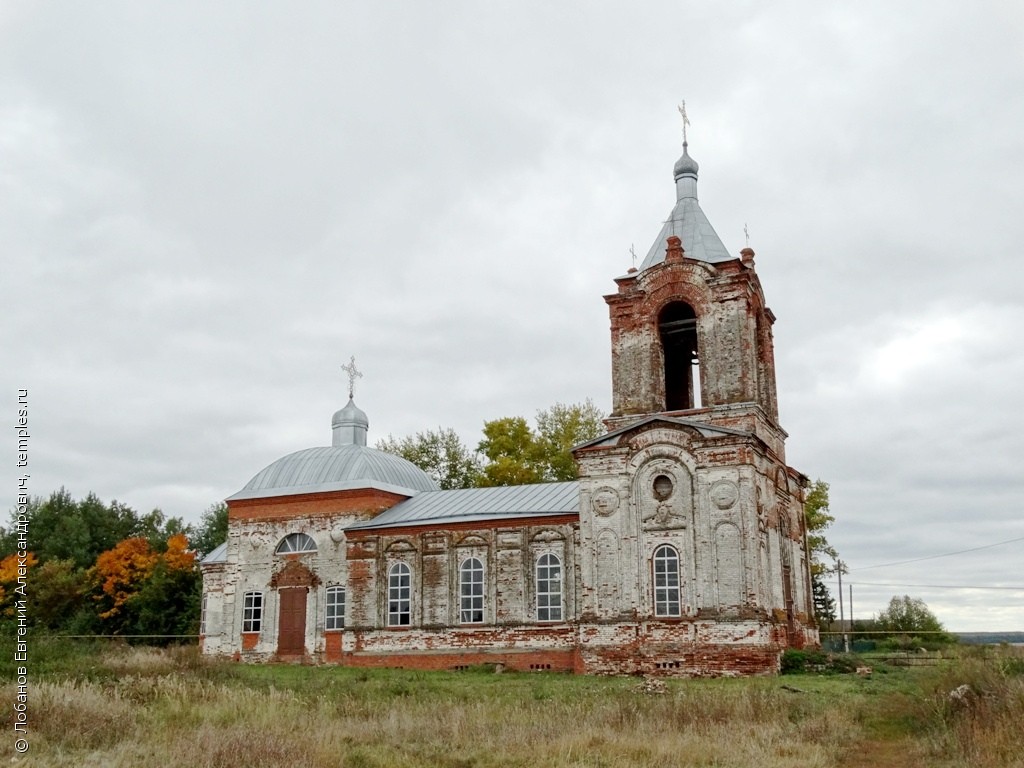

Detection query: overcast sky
xmin=3 ymin=1 xmax=1022 ymax=632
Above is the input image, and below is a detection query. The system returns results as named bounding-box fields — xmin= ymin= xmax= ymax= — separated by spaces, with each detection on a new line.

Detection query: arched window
xmin=275 ymin=533 xmax=317 ymax=554
xmin=658 ymin=301 xmax=700 ymax=410
xmin=653 ymin=545 xmax=681 ymax=617
xmin=459 ymin=557 xmax=484 ymax=624
xmin=387 ymin=562 xmax=411 ymax=627
xmin=325 ymin=585 xmax=345 ymax=631
xmin=536 ymin=553 xmax=563 ymax=622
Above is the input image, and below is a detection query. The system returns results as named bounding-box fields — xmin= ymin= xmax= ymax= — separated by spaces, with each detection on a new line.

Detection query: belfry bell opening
xmin=659 ymin=301 xmax=700 ymax=411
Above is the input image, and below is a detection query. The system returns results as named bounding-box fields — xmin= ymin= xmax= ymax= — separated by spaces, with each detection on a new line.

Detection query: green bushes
xmin=781 ymin=648 xmax=861 ymax=674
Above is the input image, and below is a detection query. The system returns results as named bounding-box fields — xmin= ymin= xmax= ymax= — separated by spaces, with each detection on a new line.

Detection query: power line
xmin=852 ymin=535 xmax=1024 ymax=571
xmin=847 ymin=581 xmax=1024 ymax=591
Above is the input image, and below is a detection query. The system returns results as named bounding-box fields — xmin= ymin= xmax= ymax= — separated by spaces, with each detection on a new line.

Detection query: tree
xmin=190 ymin=502 xmax=229 ymax=557
xmin=477 ymin=417 xmax=546 ymax=486
xmin=92 ymin=533 xmax=200 ymax=635
xmin=0 ymin=489 xmax=208 ymax=635
xmin=534 ymin=399 xmax=606 ymax=482
xmin=477 ymin=401 xmax=606 ymax=486
xmin=0 ymin=551 xmax=37 ymax=620
xmin=125 ymin=533 xmax=200 ymax=641
xmin=126 ymin=557 xmax=201 ymax=641
xmin=875 ymin=595 xmax=954 ymax=644
xmin=25 ymin=558 xmax=88 ymax=631
xmin=137 ymin=508 xmax=188 ymax=552
xmin=812 ymin=577 xmax=836 ymax=626
xmin=803 ymin=479 xmax=839 ymax=627
xmin=92 ymin=536 xmax=160 ymax=621
xmin=1 ymin=489 xmax=142 ymax=569
xmin=377 ymin=428 xmax=482 ymax=490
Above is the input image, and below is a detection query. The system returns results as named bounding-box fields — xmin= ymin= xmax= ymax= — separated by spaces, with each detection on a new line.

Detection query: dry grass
xmin=3 ymin=641 xmax=1022 ymax=768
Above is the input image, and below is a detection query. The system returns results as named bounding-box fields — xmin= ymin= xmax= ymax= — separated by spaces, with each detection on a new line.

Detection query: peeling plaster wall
xmin=201 ymin=489 xmax=409 ymax=661
xmin=607 ymin=247 xmax=779 ymax=422
xmin=573 ymin=417 xmax=816 ymax=673
xmin=340 ymin=521 xmax=579 ymax=667
xmin=199 ymin=239 xmax=817 ymax=676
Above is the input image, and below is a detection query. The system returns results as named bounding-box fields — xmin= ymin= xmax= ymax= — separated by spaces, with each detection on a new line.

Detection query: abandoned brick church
xmin=199 ymin=137 xmax=818 ymax=675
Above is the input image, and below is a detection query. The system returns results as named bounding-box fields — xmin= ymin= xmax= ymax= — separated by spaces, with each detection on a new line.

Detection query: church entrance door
xmin=277 ymin=587 xmax=307 ymax=656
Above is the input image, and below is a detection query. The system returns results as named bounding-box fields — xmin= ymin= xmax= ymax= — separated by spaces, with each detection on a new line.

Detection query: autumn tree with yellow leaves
xmin=0 ymin=551 xmax=37 ymax=617
xmin=0 ymin=490 xmax=210 ymax=638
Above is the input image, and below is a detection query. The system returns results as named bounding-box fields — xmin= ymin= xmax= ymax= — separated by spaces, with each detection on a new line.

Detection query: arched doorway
xmin=270 ymin=559 xmax=320 ymax=658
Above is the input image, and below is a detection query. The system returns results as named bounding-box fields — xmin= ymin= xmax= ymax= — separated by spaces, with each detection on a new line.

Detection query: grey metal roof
xmin=200 ymin=541 xmax=227 ymax=565
xmin=227 ymin=444 xmax=439 ymax=501
xmin=347 ymin=481 xmax=580 ymax=531
xmin=638 ymin=146 xmax=733 ymax=270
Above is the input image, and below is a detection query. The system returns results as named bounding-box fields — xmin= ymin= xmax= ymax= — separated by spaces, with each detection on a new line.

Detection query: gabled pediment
xmin=573 ymin=415 xmax=750 ymax=453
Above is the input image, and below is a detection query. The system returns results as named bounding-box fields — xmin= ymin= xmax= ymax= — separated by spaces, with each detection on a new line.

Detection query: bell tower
xmin=606 ymin=142 xmax=779 ymax=425
xmin=572 ymin=118 xmax=818 ymax=676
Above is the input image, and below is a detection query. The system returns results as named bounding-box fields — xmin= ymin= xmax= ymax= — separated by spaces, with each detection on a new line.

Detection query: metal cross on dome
xmin=341 ymin=356 xmax=363 ymax=399
xmin=678 ymin=100 xmax=690 ymax=144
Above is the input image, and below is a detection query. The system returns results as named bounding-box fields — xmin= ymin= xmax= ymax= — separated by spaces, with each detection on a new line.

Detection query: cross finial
xmin=744 ymin=223 xmax=750 ymax=247
xmin=629 ymin=243 xmax=637 ymax=268
xmin=341 ymin=355 xmax=363 ymax=399
xmin=678 ymin=100 xmax=690 ymax=145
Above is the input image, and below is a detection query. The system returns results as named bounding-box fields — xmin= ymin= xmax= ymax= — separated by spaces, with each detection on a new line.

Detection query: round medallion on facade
xmin=652 ymin=474 xmax=674 ymax=501
xmin=710 ymin=480 xmax=739 ymax=510
xmin=591 ymin=487 xmax=620 ymax=517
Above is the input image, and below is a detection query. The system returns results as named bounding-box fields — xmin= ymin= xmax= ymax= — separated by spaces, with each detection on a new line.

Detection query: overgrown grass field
xmin=2 ymin=639 xmax=1022 ymax=767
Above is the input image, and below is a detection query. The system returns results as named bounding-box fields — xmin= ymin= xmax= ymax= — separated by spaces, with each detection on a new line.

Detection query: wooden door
xmin=277 ymin=587 xmax=307 ymax=655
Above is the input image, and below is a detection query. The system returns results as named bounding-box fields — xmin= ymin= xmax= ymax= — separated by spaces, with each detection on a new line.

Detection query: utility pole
xmin=848 ymin=582 xmax=854 ymax=650
xmin=836 ymin=559 xmax=849 ymax=653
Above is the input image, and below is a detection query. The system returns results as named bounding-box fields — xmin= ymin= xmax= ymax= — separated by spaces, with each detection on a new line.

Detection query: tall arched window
xmin=658 ymin=301 xmax=700 ymax=411
xmin=387 ymin=562 xmax=411 ymax=627
xmin=535 ymin=553 xmax=563 ymax=622
xmin=325 ymin=585 xmax=345 ymax=630
xmin=275 ymin=533 xmax=317 ymax=554
xmin=459 ymin=557 xmax=484 ymax=624
xmin=653 ymin=545 xmax=681 ymax=617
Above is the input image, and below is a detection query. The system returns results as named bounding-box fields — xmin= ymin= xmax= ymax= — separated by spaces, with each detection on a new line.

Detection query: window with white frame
xmin=535 ymin=553 xmax=563 ymax=622
xmin=653 ymin=545 xmax=681 ymax=617
xmin=387 ymin=562 xmax=411 ymax=627
xmin=325 ymin=585 xmax=346 ymax=630
xmin=459 ymin=557 xmax=485 ymax=624
xmin=199 ymin=592 xmax=208 ymax=635
xmin=275 ymin=532 xmax=317 ymax=554
xmin=242 ymin=591 xmax=263 ymax=632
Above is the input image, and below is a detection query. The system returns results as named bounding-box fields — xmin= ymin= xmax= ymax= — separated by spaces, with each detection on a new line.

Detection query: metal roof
xmin=200 ymin=541 xmax=227 ymax=565
xmin=347 ymin=481 xmax=580 ymax=531
xmin=228 ymin=444 xmax=439 ymax=501
xmin=638 ymin=145 xmax=733 ymax=270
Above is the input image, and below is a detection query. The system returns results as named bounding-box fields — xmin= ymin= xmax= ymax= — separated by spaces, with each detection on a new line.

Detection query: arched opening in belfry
xmin=659 ymin=301 xmax=700 ymax=411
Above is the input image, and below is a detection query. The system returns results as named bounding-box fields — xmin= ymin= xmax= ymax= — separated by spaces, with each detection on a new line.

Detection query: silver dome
xmin=229 ymin=444 xmax=439 ymax=500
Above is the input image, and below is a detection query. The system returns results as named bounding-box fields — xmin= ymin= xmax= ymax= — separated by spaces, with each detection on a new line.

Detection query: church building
xmin=200 ymin=134 xmax=818 ymax=676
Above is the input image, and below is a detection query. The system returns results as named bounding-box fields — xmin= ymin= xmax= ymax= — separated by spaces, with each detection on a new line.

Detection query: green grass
xmin=2 ymin=637 xmax=1022 ymax=767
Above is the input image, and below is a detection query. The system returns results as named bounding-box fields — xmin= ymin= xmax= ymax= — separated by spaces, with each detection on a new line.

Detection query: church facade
xmin=199 ymin=139 xmax=818 ymax=676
